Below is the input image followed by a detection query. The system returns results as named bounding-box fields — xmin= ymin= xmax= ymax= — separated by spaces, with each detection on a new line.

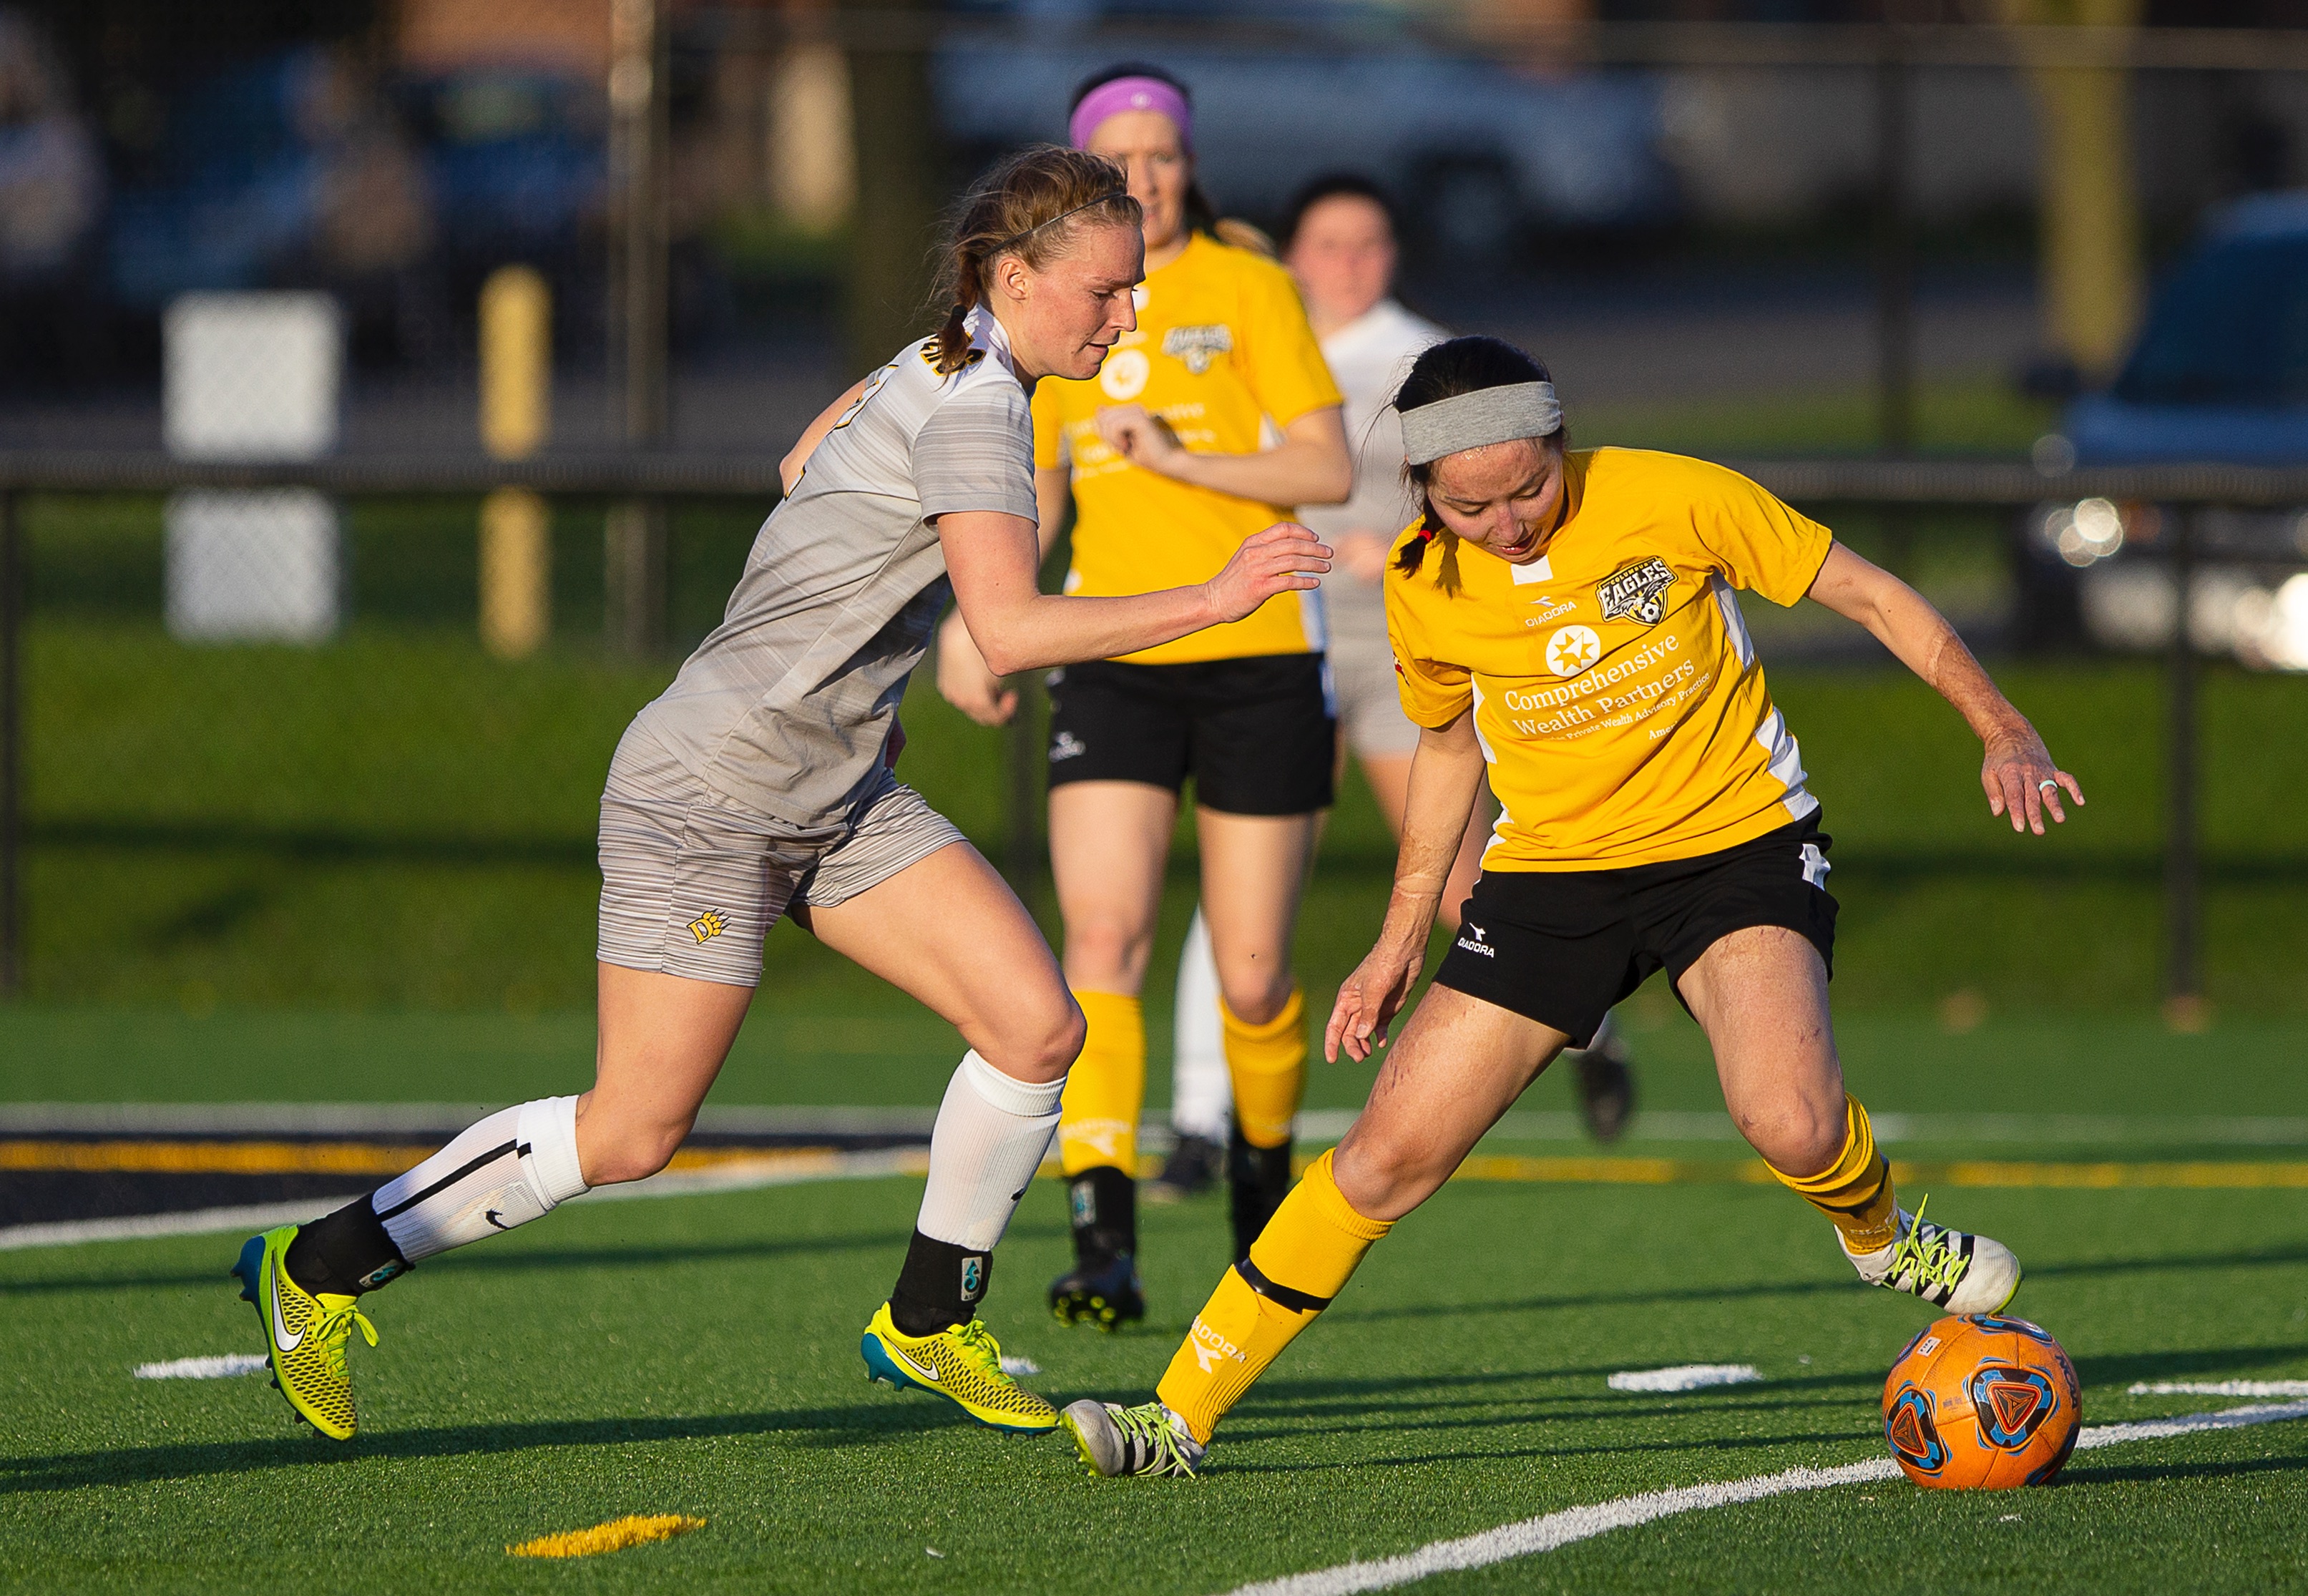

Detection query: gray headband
xmin=1399 ymin=381 xmax=1562 ymax=466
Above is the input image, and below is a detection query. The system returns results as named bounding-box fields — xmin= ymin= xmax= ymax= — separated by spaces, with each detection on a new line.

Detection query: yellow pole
xmin=2000 ymin=0 xmax=2146 ymax=380
xmin=479 ymin=265 xmax=552 ymax=658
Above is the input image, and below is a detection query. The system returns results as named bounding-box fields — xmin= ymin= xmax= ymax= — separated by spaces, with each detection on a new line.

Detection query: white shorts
xmin=596 ymin=723 xmax=965 ymax=987
xmin=1328 ymin=631 xmax=1422 ymax=760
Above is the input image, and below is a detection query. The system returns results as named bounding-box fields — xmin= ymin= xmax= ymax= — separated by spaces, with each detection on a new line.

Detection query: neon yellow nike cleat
xmin=233 ymin=1225 xmax=377 ymax=1441
xmin=859 ymin=1303 xmax=1057 ymax=1434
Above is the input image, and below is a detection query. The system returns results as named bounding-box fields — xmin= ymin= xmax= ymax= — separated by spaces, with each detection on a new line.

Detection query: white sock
xmin=915 ymin=1051 xmax=1064 ymax=1252
xmin=1170 ymin=906 xmax=1232 ymax=1144
xmin=371 ymin=1096 xmax=589 ymax=1264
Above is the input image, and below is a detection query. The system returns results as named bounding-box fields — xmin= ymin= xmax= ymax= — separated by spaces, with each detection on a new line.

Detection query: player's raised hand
xmin=1326 ymin=939 xmax=1424 ymax=1064
xmin=1980 ymin=718 xmax=2083 ymax=836
xmin=1203 ymin=522 xmax=1332 ymax=623
xmin=1095 ymin=403 xmax=1187 ymax=472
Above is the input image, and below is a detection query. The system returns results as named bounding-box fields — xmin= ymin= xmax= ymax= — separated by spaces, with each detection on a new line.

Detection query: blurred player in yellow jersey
xmin=937 ymin=64 xmax=1351 ymax=1328
xmin=1061 ymin=336 xmax=2087 ymax=1479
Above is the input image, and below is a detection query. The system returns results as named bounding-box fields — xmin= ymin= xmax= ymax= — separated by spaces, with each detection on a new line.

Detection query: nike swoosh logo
xmin=270 ymin=1271 xmax=303 ymax=1353
xmin=890 ymin=1344 xmax=941 ymax=1385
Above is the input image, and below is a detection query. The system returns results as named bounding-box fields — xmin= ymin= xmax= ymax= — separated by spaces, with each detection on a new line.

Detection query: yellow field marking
xmin=0 ymin=1140 xmax=436 ymax=1175
xmin=1443 ymin=1155 xmax=2308 ymax=1190
xmin=507 ymin=1514 xmax=705 ymax=1559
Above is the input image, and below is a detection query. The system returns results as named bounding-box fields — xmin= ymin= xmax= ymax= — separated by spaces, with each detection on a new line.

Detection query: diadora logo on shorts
xmin=688 ymin=909 xmax=728 ymax=945
xmin=1162 ymin=324 xmax=1233 ymax=374
xmin=1545 ymin=625 xmax=1602 ymax=677
xmin=1454 ymin=924 xmax=1497 ymax=959
xmin=1597 ymin=556 xmax=1676 ymax=625
xmin=1049 ymin=730 xmax=1089 ymax=763
xmin=1188 ymin=1318 xmax=1249 ymax=1373
xmin=960 ymin=1255 xmax=985 ymax=1302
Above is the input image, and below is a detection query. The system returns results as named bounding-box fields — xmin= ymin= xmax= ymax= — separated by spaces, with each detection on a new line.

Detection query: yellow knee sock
xmin=1155 ymin=1148 xmax=1391 ymax=1442
xmin=1767 ymin=1094 xmax=1899 ymax=1253
xmin=1221 ymin=985 xmax=1306 ymax=1150
xmin=1058 ymin=990 xmax=1144 ymax=1178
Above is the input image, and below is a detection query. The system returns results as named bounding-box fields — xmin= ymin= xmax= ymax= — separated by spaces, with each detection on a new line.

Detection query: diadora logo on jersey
xmin=1545 ymin=625 xmax=1602 ymax=677
xmin=1049 ymin=730 xmax=1089 ymax=762
xmin=1162 ymin=324 xmax=1233 ymax=374
xmin=1100 ymin=346 xmax=1150 ymax=401
xmin=960 ymin=1255 xmax=985 ymax=1301
xmin=1453 ymin=924 xmax=1496 ymax=958
xmin=1188 ymin=1319 xmax=1248 ymax=1373
xmin=1522 ymin=594 xmax=1576 ymax=627
xmin=688 ymin=909 xmax=728 ymax=945
xmin=1597 ymin=556 xmax=1676 ymax=625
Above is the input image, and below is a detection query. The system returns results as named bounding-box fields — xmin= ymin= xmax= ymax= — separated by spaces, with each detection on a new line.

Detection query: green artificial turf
xmin=4 ymin=1171 xmax=2303 ymax=1593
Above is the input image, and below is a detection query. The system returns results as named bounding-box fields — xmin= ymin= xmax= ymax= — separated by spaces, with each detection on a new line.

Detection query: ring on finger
xmin=2038 ymin=778 xmax=2059 ymax=795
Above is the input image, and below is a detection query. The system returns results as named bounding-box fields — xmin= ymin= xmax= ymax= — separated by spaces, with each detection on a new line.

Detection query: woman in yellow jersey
xmin=1059 ymin=336 xmax=2088 ymax=1478
xmin=938 ymin=64 xmax=1351 ymax=1329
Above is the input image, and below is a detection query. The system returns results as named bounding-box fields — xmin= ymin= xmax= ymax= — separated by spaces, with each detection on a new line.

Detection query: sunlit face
xmin=1086 ymin=109 xmax=1190 ymax=255
xmin=1286 ymin=194 xmax=1396 ymax=328
xmin=989 ymin=218 xmax=1144 ymax=383
xmin=1422 ymin=436 xmax=1565 ymax=564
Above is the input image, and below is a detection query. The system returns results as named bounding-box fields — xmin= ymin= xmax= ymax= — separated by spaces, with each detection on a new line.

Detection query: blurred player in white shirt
xmin=1154 ymin=177 xmax=1635 ymax=1200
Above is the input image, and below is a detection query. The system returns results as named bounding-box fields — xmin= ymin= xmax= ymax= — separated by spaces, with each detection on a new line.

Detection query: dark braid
xmin=1392 ymin=338 xmax=1566 ymax=576
xmin=929 ymin=147 xmax=1140 ymax=376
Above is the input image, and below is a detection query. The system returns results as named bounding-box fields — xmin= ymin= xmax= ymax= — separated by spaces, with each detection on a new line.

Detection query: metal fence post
xmin=1874 ymin=21 xmax=1915 ymax=459
xmin=1 ymin=490 xmax=20 ymax=999
xmin=607 ymin=0 xmax=670 ymax=655
xmin=2163 ymin=507 xmax=2204 ymax=1026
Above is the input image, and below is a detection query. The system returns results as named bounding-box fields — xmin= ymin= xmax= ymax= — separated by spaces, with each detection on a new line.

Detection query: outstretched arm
xmin=1806 ymin=541 xmax=2084 ymax=835
xmin=938 ymin=511 xmax=1330 ymax=677
xmin=1327 ymin=712 xmax=1487 ymax=1062
xmin=936 ymin=464 xmax=1076 ymax=727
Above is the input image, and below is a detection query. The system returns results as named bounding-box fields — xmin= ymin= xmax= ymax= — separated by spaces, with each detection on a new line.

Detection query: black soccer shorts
xmin=1043 ymin=654 xmax=1336 ymax=816
xmin=1433 ymin=812 xmax=1839 ymax=1047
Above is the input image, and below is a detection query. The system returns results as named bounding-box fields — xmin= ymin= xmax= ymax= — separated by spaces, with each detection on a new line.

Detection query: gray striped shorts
xmin=596 ymin=723 xmax=966 ymax=987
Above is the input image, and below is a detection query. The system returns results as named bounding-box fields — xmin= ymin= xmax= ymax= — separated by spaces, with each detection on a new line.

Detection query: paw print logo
xmin=1545 ymin=625 xmax=1602 ymax=677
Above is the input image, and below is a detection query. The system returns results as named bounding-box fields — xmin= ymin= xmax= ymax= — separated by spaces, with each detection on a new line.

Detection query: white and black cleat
xmin=1845 ymin=1199 xmax=2020 ymax=1316
xmin=1060 ymin=1399 xmax=1205 ymax=1479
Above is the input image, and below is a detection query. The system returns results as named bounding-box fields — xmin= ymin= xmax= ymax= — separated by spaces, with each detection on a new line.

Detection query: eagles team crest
xmin=1596 ymin=557 xmax=1676 ymax=625
xmin=1163 ymin=324 xmax=1233 ymax=374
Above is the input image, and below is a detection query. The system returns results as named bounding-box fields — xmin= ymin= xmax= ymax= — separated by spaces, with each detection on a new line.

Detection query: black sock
xmin=889 ymin=1230 xmax=992 ymax=1337
xmin=1066 ymin=1166 xmax=1137 ymax=1267
xmin=283 ymin=1195 xmax=410 ymax=1296
xmin=1229 ymin=1130 xmax=1294 ymax=1264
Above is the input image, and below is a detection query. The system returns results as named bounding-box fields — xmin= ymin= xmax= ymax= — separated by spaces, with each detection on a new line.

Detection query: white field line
xmin=1608 ymin=1364 xmax=1762 ymax=1393
xmin=2129 ymin=1379 xmax=2308 ymax=1397
xmin=1216 ymin=1400 xmax=2308 ymax=1596
xmin=0 ymin=1147 xmax=929 ymax=1251
xmin=134 ymin=1353 xmax=268 ymax=1379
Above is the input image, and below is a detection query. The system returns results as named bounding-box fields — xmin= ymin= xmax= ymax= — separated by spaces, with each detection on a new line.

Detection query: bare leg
xmin=1050 ymin=780 xmax=1180 ymax=997
xmin=1673 ymin=925 xmax=1847 ymax=1178
xmin=1194 ymin=808 xmax=1320 ymax=1024
xmin=1333 ymin=987 xmax=1569 ymax=1220
xmin=576 ymin=965 xmax=756 ymax=1185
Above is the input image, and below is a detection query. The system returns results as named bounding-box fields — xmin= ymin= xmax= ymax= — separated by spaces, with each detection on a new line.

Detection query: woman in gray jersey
xmin=228 ymin=147 xmax=1331 ymax=1445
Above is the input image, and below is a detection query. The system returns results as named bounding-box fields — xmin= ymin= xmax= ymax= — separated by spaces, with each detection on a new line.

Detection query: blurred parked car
xmin=108 ymin=50 xmax=604 ymax=365
xmin=2033 ymin=191 xmax=2308 ymax=671
xmin=936 ymin=6 xmax=1676 ymax=260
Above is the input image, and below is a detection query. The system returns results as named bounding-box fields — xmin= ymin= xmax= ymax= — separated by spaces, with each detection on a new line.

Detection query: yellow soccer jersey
xmin=1386 ymin=448 xmax=1835 ymax=871
xmin=1033 ymin=231 xmax=1343 ymax=665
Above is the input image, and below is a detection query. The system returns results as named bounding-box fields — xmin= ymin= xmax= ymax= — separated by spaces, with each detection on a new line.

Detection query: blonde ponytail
xmin=929 ymin=147 xmax=1141 ymax=375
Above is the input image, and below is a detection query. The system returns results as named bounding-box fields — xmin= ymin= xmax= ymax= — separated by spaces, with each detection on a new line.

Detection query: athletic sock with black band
xmin=1057 ymin=989 xmax=1147 ymax=1266
xmin=1766 ymin=1092 xmax=1900 ymax=1253
xmin=1155 ymin=1147 xmax=1392 ymax=1444
xmin=284 ymin=1096 xmax=588 ymax=1294
xmin=1221 ymin=985 xmax=1308 ymax=1260
xmin=891 ymin=1049 xmax=1065 ymax=1336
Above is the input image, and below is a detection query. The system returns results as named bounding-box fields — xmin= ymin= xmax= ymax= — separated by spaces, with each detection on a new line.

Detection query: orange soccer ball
xmin=1882 ymin=1313 xmax=2081 ymax=1489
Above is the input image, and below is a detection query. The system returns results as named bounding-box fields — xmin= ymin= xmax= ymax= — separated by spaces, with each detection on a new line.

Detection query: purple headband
xmin=1069 ymin=76 xmax=1192 ymax=152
